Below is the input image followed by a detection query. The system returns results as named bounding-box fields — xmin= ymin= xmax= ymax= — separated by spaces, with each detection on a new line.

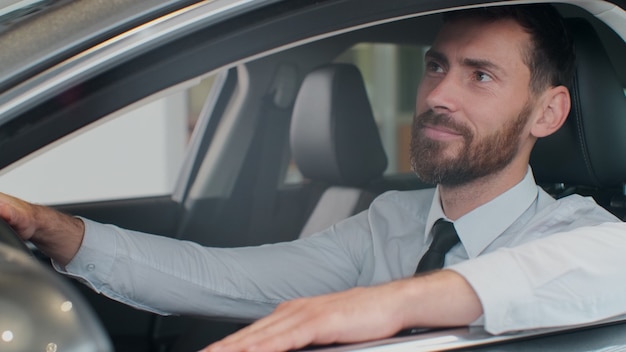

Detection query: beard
xmin=410 ymin=104 xmax=531 ymax=186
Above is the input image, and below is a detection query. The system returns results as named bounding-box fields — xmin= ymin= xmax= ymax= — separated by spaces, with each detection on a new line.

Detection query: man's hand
xmin=203 ymin=271 xmax=482 ymax=352
xmin=0 ymin=192 xmax=84 ymax=265
xmin=204 ymin=285 xmax=406 ymax=352
xmin=0 ymin=192 xmax=41 ymax=240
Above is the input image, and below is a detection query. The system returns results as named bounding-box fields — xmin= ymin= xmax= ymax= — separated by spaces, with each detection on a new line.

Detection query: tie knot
xmin=415 ymin=219 xmax=461 ymax=274
xmin=429 ymin=219 xmax=460 ymax=253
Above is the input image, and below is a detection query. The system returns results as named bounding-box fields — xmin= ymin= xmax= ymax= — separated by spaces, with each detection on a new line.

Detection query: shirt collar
xmin=425 ymin=167 xmax=538 ymax=258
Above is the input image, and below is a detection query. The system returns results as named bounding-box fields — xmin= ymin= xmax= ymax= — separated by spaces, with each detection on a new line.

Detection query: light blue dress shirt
xmin=57 ymin=168 xmax=620 ymax=332
xmin=451 ymin=221 xmax=626 ymax=334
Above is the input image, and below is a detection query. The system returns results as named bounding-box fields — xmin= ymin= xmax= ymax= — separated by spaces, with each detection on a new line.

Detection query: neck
xmin=438 ymin=162 xmax=529 ymax=220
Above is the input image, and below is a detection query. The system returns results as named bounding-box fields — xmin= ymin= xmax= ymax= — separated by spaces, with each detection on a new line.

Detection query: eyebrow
xmin=424 ymin=49 xmax=448 ymax=66
xmin=425 ymin=49 xmax=506 ymax=77
xmin=462 ymin=57 xmax=505 ymax=76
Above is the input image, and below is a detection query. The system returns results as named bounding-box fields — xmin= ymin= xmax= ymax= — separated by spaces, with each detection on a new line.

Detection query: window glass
xmin=0 ymin=74 xmax=217 ymax=205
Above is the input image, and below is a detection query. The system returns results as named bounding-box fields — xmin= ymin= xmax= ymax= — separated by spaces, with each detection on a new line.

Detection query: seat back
xmin=530 ymin=18 xmax=626 ymax=190
xmin=290 ymin=63 xmax=388 ymax=237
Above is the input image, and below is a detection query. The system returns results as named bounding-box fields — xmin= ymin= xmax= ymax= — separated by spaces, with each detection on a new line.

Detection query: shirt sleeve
xmin=54 ymin=215 xmax=372 ymax=320
xmin=449 ymin=221 xmax=626 ymax=334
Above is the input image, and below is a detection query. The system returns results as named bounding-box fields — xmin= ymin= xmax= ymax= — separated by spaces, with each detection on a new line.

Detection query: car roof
xmin=0 ymin=0 xmax=265 ymax=93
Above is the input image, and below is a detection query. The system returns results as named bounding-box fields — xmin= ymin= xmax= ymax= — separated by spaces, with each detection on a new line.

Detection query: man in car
xmin=0 ymin=4 xmax=623 ymax=352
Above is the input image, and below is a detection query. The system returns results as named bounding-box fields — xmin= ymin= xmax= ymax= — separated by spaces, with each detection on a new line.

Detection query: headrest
xmin=530 ymin=18 xmax=626 ymax=188
xmin=290 ymin=64 xmax=388 ymax=186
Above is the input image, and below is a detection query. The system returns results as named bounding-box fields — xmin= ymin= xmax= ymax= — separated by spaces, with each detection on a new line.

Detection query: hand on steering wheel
xmin=0 ymin=218 xmax=33 ymax=255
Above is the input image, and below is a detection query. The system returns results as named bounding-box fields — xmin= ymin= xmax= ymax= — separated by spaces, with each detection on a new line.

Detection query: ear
xmin=530 ymin=86 xmax=571 ymax=138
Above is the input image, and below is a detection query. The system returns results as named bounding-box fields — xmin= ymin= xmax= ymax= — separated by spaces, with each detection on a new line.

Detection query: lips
xmin=420 ymin=125 xmax=464 ymax=142
xmin=422 ymin=123 xmax=464 ymax=136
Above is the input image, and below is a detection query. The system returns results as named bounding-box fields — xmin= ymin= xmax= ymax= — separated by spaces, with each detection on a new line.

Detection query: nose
xmin=422 ymin=73 xmax=461 ymax=114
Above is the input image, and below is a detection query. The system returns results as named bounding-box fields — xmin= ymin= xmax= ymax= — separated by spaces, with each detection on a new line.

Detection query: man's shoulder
xmin=538 ymin=191 xmax=620 ymax=225
xmin=550 ymin=192 xmax=607 ymax=210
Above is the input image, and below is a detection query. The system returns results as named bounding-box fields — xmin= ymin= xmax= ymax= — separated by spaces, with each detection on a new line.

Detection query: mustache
xmin=414 ymin=110 xmax=472 ymax=137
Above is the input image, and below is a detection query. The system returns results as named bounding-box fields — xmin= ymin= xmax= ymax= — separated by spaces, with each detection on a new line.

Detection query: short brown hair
xmin=443 ymin=4 xmax=575 ymax=94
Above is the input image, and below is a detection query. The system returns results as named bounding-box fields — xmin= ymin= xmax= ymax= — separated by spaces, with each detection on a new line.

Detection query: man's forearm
xmin=204 ymin=270 xmax=483 ymax=352
xmin=402 ymin=270 xmax=483 ymax=328
xmin=0 ymin=192 xmax=84 ymax=266
xmin=30 ymin=205 xmax=84 ymax=266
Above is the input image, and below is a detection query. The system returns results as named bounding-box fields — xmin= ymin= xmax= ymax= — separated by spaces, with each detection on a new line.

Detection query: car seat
xmin=530 ymin=18 xmax=626 ymax=219
xmin=290 ymin=63 xmax=388 ymax=238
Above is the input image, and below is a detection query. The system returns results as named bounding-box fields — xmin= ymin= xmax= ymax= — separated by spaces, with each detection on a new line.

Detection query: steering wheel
xmin=0 ymin=218 xmax=33 ymax=255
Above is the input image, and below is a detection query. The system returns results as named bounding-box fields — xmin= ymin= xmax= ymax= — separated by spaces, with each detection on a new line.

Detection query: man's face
xmin=411 ymin=18 xmax=537 ymax=186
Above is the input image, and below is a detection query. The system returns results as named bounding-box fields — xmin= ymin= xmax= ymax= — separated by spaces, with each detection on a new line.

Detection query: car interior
xmin=167 ymin=10 xmax=626 ymax=350
xmin=0 ymin=2 xmax=624 ymax=351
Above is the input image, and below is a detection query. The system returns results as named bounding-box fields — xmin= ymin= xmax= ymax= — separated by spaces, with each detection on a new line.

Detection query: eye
xmin=474 ymin=71 xmax=493 ymax=82
xmin=426 ymin=60 xmax=444 ymax=73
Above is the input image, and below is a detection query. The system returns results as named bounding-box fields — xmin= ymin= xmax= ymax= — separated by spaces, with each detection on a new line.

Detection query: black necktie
xmin=415 ymin=219 xmax=460 ymax=274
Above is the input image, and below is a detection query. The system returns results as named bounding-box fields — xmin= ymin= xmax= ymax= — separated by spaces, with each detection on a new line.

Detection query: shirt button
xmin=86 ymin=263 xmax=96 ymax=272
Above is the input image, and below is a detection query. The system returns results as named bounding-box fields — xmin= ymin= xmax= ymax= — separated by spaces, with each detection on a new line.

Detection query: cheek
xmin=472 ymin=105 xmax=529 ymax=142
xmin=467 ymin=91 xmax=524 ymax=129
xmin=466 ymin=107 xmax=506 ymax=139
